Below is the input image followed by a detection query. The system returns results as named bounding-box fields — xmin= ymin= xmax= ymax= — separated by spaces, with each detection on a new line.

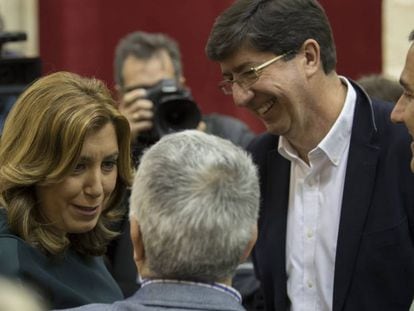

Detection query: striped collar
xmin=141 ymin=279 xmax=242 ymax=303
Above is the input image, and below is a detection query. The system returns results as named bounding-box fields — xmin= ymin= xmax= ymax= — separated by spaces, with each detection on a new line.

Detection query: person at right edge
xmin=391 ymin=30 xmax=414 ymax=311
xmin=206 ymin=0 xmax=414 ymax=310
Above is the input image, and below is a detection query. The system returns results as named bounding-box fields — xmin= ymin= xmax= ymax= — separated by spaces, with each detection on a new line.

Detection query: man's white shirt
xmin=278 ymin=77 xmax=356 ymax=310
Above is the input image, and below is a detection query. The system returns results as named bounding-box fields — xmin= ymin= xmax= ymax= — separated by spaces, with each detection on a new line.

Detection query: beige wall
xmin=0 ymin=0 xmax=38 ymax=57
xmin=383 ymin=0 xmax=414 ymax=79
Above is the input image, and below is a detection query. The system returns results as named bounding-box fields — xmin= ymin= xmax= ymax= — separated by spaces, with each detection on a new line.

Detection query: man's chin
xmin=264 ymin=121 xmax=288 ymax=136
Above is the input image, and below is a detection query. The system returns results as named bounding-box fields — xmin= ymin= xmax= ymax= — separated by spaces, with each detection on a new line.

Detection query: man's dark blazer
xmin=248 ymin=82 xmax=414 ymax=311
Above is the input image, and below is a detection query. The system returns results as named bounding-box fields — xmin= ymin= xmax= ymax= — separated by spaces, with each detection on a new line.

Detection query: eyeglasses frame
xmin=219 ymin=52 xmax=290 ymax=95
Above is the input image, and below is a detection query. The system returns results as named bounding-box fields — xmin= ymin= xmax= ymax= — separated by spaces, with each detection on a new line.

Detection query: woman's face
xmin=36 ymin=122 xmax=119 ymax=234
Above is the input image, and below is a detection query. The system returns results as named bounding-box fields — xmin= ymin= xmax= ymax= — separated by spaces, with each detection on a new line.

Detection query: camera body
xmin=137 ymin=79 xmax=201 ymax=145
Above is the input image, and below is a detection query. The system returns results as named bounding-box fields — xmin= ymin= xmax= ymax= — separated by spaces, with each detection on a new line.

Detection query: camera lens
xmin=137 ymin=79 xmax=202 ymax=146
xmin=156 ymin=97 xmax=201 ymax=134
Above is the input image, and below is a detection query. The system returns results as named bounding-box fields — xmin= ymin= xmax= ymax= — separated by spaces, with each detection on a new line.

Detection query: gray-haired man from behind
xmin=61 ymin=130 xmax=260 ymax=311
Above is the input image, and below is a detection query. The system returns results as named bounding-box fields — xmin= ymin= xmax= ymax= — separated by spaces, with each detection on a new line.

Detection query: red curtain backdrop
xmin=39 ymin=0 xmax=382 ymax=134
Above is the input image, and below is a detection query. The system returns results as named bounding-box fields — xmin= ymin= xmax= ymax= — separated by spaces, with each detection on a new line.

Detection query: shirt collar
xmin=318 ymin=76 xmax=356 ymax=165
xmin=278 ymin=76 xmax=356 ymax=166
xmin=141 ymin=279 xmax=242 ymax=303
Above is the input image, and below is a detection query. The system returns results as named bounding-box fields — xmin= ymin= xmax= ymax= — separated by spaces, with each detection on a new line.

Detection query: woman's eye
xmin=72 ymin=163 xmax=86 ymax=174
xmin=102 ymin=160 xmax=117 ymax=172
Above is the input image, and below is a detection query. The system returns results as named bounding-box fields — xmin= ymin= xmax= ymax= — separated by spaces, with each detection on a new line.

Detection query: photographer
xmin=114 ymin=31 xmax=255 ymax=164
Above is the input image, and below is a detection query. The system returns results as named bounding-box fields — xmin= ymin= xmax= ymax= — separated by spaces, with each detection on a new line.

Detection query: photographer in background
xmin=114 ymin=31 xmax=255 ymax=164
xmin=106 ymin=31 xmax=262 ymax=311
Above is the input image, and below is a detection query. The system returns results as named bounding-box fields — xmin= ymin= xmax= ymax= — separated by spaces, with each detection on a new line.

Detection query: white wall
xmin=383 ymin=0 xmax=414 ymax=79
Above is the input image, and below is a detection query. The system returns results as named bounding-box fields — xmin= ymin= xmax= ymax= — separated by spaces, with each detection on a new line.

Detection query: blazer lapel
xmin=332 ymin=86 xmax=380 ymax=311
xmin=264 ymin=149 xmax=291 ymax=309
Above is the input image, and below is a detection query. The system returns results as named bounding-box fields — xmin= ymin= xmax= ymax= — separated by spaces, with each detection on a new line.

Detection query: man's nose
xmin=232 ymin=83 xmax=254 ymax=108
xmin=390 ymin=97 xmax=405 ymax=123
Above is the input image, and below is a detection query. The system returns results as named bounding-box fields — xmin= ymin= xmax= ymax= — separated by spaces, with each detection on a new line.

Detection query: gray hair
xmin=114 ymin=31 xmax=182 ymax=88
xmin=129 ymin=130 xmax=259 ymax=282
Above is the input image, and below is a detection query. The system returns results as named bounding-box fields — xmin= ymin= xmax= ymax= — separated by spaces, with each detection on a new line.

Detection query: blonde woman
xmin=0 ymin=72 xmax=133 ymax=309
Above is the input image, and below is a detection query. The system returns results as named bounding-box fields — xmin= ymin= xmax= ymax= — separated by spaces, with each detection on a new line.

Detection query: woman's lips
xmin=72 ymin=204 xmax=100 ymax=216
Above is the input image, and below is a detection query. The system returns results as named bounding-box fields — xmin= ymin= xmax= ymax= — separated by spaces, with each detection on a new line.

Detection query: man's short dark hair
xmin=206 ymin=0 xmax=337 ymax=74
xmin=409 ymin=30 xmax=414 ymax=42
xmin=114 ymin=31 xmax=182 ymax=88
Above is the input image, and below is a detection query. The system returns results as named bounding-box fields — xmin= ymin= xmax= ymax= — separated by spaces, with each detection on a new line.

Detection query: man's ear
xmin=240 ymin=225 xmax=258 ymax=262
xmin=129 ymin=217 xmax=145 ymax=264
xmin=301 ymin=38 xmax=321 ymax=78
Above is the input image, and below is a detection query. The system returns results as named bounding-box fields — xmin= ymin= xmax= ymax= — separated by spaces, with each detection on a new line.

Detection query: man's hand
xmin=118 ymin=88 xmax=154 ymax=141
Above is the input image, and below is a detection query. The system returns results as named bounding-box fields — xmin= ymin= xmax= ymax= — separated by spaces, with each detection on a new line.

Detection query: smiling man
xmin=206 ymin=1 xmax=414 ymax=311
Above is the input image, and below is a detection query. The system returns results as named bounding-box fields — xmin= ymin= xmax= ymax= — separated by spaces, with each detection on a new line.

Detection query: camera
xmin=137 ymin=79 xmax=201 ymax=145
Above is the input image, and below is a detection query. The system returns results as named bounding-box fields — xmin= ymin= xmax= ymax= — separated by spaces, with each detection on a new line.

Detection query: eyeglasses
xmin=219 ymin=52 xmax=289 ymax=95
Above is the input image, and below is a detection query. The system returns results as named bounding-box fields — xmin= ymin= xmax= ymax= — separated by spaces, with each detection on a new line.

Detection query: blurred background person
xmin=61 ymin=130 xmax=260 ymax=311
xmin=357 ymin=73 xmax=403 ymax=103
xmin=0 ymin=71 xmax=133 ymax=309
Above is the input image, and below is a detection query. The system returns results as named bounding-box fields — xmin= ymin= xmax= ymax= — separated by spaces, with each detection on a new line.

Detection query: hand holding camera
xmin=119 ymin=79 xmax=201 ymax=146
xmin=118 ymin=88 xmax=154 ymax=142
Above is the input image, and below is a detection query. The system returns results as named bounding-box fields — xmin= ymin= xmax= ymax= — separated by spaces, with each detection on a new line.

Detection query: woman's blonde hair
xmin=0 ymin=71 xmax=133 ymax=256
